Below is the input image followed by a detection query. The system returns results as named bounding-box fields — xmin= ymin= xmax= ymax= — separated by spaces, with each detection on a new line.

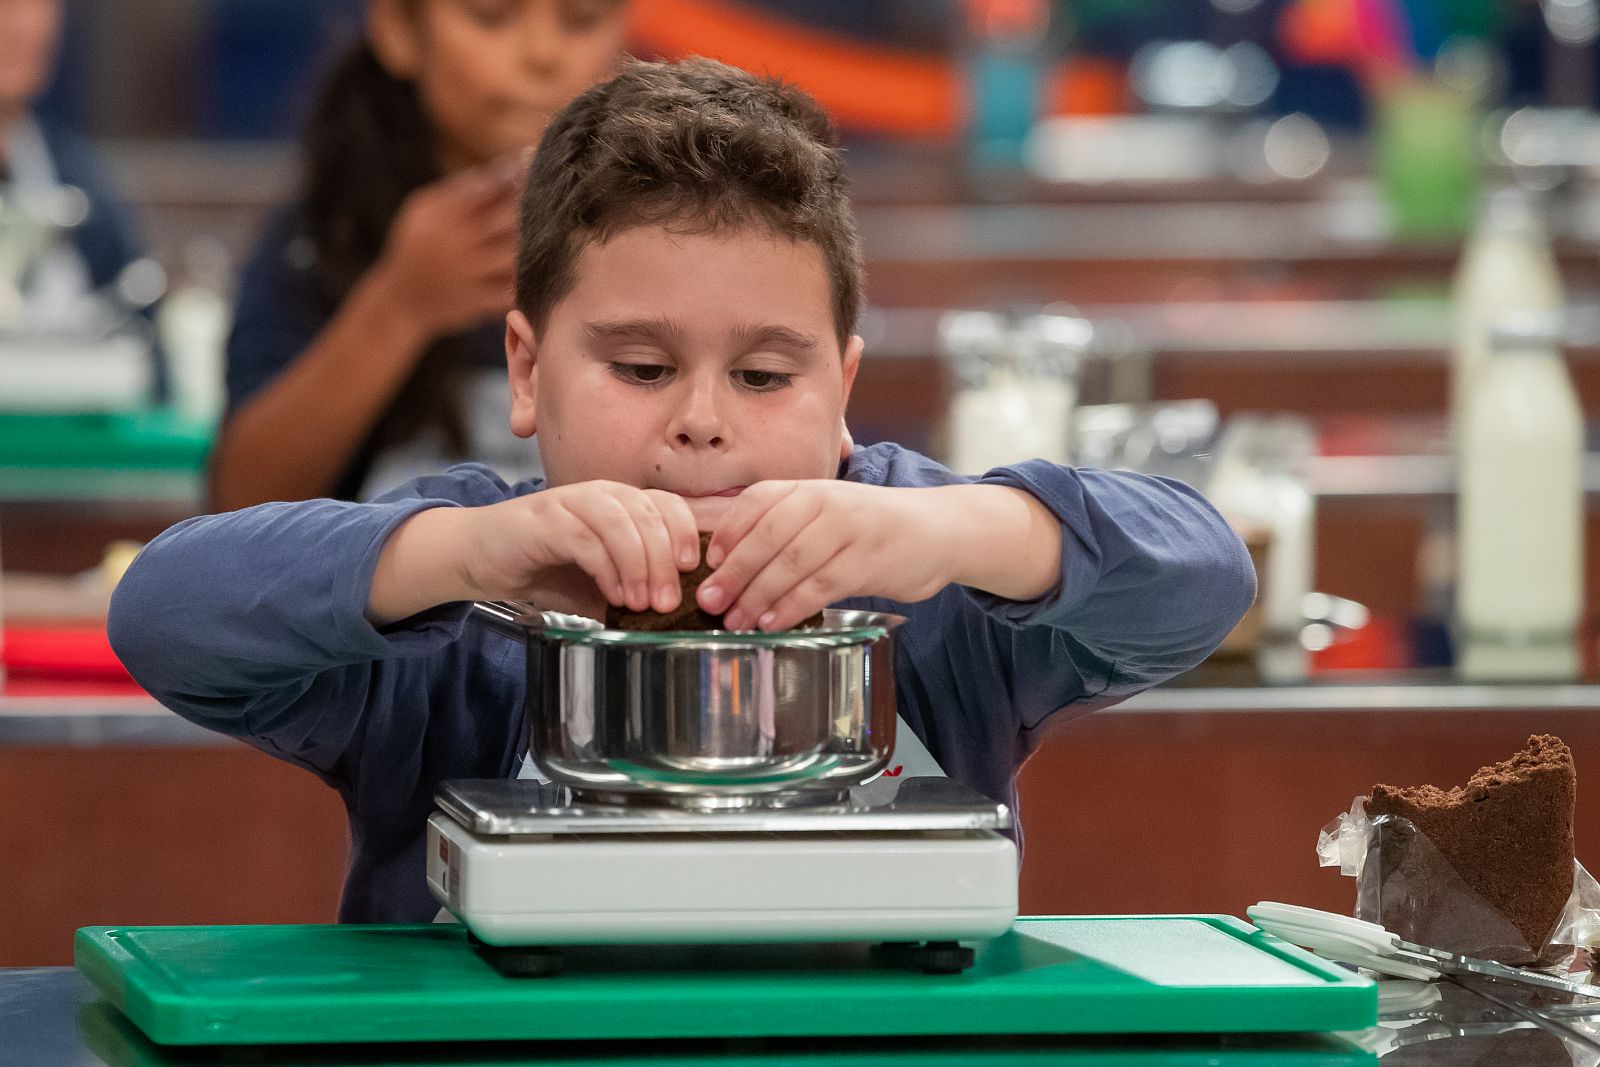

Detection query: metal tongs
xmin=1247 ymin=901 xmax=1600 ymax=998
xmin=1250 ymin=901 xmax=1600 ymax=1055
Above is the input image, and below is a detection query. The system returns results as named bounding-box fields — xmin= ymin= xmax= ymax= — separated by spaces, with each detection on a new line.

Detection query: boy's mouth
xmin=682 ymin=486 xmax=747 ymax=499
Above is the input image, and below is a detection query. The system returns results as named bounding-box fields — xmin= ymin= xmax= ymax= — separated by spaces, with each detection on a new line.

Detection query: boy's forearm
xmin=367 ymin=507 xmax=481 ymax=626
xmin=935 ymin=484 xmax=1062 ymax=602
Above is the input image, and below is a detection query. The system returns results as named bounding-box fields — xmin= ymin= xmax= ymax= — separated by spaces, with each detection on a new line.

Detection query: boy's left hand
xmin=697 ymin=481 xmax=957 ymax=632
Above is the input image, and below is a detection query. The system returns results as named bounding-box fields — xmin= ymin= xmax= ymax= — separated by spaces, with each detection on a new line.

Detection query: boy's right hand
xmin=465 ymin=483 xmax=702 ymax=614
xmin=367 ymin=482 xmax=701 ymax=627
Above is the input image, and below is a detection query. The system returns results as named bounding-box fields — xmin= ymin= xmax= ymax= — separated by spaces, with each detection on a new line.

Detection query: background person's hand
xmin=371 ymin=154 xmax=522 ymax=339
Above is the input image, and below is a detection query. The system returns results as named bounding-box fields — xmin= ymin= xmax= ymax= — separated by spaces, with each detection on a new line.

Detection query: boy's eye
xmin=735 ymin=370 xmax=793 ymax=392
xmin=611 ymin=363 xmax=671 ymax=386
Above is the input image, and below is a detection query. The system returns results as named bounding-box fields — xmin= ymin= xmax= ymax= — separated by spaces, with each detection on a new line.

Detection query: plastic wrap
xmin=1319 ymin=796 xmax=1600 ymax=970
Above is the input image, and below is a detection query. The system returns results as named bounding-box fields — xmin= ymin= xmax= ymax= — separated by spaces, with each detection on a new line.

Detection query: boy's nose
xmin=669 ymin=383 xmax=729 ymax=450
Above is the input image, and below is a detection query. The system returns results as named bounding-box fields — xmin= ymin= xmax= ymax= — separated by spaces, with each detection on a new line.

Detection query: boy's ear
xmin=505 ymin=310 xmax=539 ymax=439
xmin=367 ymin=0 xmax=422 ymax=79
xmin=839 ymin=334 xmax=864 ymax=461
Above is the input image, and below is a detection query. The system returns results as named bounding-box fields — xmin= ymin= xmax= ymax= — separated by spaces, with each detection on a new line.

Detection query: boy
xmin=110 ymin=59 xmax=1255 ymax=924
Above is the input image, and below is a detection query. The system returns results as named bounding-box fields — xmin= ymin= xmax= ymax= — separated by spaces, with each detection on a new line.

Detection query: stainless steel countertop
xmin=6 ymin=680 xmax=1600 ymax=747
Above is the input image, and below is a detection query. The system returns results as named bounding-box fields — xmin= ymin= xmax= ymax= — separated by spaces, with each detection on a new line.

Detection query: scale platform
xmin=427 ymin=777 xmax=1020 ymax=956
xmin=74 ymin=916 xmax=1378 ymax=1047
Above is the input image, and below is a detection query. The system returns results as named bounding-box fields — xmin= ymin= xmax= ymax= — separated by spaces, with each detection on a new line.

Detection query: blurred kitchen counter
xmin=11 ymin=673 xmax=1600 ymax=743
xmin=7 ymin=669 xmax=1600 ymax=967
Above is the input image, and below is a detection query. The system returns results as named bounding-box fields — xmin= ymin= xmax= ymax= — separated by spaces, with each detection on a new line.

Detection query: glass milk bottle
xmin=1450 ymin=190 xmax=1564 ymax=441
xmin=158 ymin=237 xmax=233 ymax=426
xmin=1455 ymin=312 xmax=1584 ymax=680
xmin=941 ymin=310 xmax=1039 ymax=474
xmin=1012 ymin=312 xmax=1086 ymax=466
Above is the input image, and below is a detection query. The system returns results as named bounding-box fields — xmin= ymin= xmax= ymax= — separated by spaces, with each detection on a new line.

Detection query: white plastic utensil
xmin=1247 ymin=901 xmax=1600 ymax=998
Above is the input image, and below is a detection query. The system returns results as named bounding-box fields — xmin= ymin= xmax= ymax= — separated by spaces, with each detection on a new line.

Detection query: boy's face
xmin=505 ymin=223 xmax=863 ymax=528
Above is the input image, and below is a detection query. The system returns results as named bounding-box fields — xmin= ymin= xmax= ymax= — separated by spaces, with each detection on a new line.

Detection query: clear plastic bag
xmin=1319 ymin=796 xmax=1600 ymax=970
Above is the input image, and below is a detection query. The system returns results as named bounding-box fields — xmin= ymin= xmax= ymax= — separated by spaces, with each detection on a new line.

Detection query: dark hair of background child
xmin=300 ymin=39 xmax=473 ymax=471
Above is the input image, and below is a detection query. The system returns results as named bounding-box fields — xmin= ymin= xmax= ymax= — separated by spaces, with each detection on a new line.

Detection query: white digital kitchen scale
xmin=427 ymin=775 xmax=1019 ymax=975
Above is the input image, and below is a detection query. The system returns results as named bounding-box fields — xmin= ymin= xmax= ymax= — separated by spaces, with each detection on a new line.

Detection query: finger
xmin=476 ymin=222 xmax=519 ymax=251
xmin=531 ymin=563 xmax=609 ymax=620
xmin=565 ymin=494 xmax=651 ymax=611
xmin=746 ymin=546 xmax=856 ymax=632
xmin=471 ymin=271 xmax=515 ymax=304
xmin=447 ymin=162 xmax=518 ymax=207
xmin=555 ymin=511 xmax=624 ymax=606
xmin=614 ymin=490 xmax=681 ymax=614
xmin=724 ymin=516 xmax=849 ymax=632
xmin=644 ymin=490 xmax=702 ymax=571
xmin=473 ymin=205 xmax=520 ymax=243
xmin=487 ymin=149 xmax=527 ymax=186
xmin=475 ymin=256 xmax=517 ymax=287
xmin=474 ymin=261 xmax=516 ymax=287
xmin=472 ymin=274 xmax=515 ymax=304
xmin=701 ymin=486 xmax=820 ymax=622
xmin=705 ymin=481 xmax=797 ymax=570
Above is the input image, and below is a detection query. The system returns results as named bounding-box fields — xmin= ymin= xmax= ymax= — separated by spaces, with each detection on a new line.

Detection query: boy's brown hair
xmin=515 ymin=57 xmax=864 ymax=345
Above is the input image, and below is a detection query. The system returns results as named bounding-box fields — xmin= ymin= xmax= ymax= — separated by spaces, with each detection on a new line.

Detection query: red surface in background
xmin=2 ymin=624 xmax=133 ymax=684
xmin=0 ymin=614 xmax=1445 ymax=691
xmin=1310 ymin=615 xmax=1411 ymax=672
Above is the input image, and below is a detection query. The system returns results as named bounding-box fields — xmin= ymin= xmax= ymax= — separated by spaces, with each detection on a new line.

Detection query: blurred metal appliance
xmin=0 ymin=182 xmax=160 ymax=412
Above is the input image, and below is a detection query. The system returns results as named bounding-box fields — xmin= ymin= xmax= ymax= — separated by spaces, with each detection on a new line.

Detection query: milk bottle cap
xmin=937 ymin=309 xmax=1010 ymax=388
xmin=1487 ymin=310 xmax=1565 ymax=352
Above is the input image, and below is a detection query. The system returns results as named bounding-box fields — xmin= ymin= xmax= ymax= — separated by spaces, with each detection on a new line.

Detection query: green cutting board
xmin=0 ymin=410 xmax=211 ymax=468
xmin=77 ymin=1000 xmax=1376 ymax=1067
xmin=74 ymin=916 xmax=1376 ymax=1047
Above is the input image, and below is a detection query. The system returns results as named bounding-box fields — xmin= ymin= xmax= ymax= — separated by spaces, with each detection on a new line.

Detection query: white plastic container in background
xmin=1455 ymin=311 xmax=1583 ymax=679
xmin=1450 ymin=190 xmax=1564 ymax=441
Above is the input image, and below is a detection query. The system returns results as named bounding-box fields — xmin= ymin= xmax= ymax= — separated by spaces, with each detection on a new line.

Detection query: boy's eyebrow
xmin=583 ymin=316 xmax=687 ymax=347
xmin=584 ymin=318 xmax=820 ymax=353
xmin=730 ymin=323 xmax=819 ymax=352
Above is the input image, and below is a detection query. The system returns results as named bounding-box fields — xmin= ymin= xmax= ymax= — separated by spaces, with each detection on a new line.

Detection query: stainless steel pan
xmin=471 ymin=602 xmax=904 ymax=808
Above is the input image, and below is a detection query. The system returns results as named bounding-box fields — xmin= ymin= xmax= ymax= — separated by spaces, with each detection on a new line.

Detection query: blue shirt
xmin=108 ymin=444 xmax=1255 ymax=923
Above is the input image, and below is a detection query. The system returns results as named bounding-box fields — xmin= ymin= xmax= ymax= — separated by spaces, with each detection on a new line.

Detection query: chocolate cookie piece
xmin=1367 ymin=734 xmax=1576 ymax=957
xmin=607 ymin=533 xmax=721 ymax=631
xmin=604 ymin=532 xmax=824 ymax=632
